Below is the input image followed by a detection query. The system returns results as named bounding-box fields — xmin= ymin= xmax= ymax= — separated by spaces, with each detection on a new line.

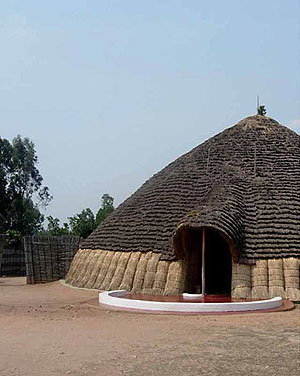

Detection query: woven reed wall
xmin=232 ymin=258 xmax=300 ymax=300
xmin=67 ymin=249 xmax=300 ymax=300
xmin=24 ymin=235 xmax=81 ymax=284
xmin=66 ymin=249 xmax=186 ymax=295
xmin=0 ymin=237 xmax=25 ymax=277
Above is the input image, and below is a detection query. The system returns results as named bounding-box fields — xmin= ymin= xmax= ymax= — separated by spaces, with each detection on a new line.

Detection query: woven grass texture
xmin=66 ymin=249 xmax=300 ymax=299
xmin=81 ymin=116 xmax=300 ymax=263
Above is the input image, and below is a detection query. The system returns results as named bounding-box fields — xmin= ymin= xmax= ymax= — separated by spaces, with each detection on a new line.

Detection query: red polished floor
xmin=120 ymin=293 xmax=246 ymax=303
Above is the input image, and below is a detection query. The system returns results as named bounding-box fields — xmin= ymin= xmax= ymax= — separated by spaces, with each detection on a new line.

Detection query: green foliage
xmin=45 ymin=216 xmax=69 ymax=236
xmin=0 ymin=135 xmax=52 ymax=236
xmin=41 ymin=194 xmax=115 ymax=239
xmin=257 ymin=105 xmax=267 ymax=116
xmin=4 ymin=229 xmax=22 ymax=245
xmin=0 ymin=135 xmax=114 ymax=240
xmin=68 ymin=208 xmax=96 ymax=238
xmin=96 ymin=193 xmax=114 ymax=226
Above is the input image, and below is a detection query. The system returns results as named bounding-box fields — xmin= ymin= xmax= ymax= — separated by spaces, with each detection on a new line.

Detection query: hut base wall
xmin=66 ymin=250 xmax=300 ymax=300
xmin=66 ymin=249 xmax=186 ymax=295
xmin=232 ymin=258 xmax=300 ymax=300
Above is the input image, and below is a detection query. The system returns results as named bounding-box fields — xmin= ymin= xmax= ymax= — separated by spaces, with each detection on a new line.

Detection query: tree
xmin=257 ymin=105 xmax=267 ymax=116
xmin=96 ymin=193 xmax=114 ymax=226
xmin=45 ymin=216 xmax=69 ymax=236
xmin=40 ymin=193 xmax=115 ymax=239
xmin=0 ymin=135 xmax=52 ymax=239
xmin=68 ymin=208 xmax=96 ymax=238
xmin=0 ymin=137 xmax=13 ymax=232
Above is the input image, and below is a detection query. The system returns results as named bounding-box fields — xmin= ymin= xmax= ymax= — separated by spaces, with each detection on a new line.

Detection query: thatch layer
xmin=251 ymin=260 xmax=269 ymax=299
xmin=108 ymin=252 xmax=131 ymax=291
xmin=153 ymin=260 xmax=170 ymax=294
xmin=119 ymin=251 xmax=141 ymax=291
xmin=231 ymin=263 xmax=251 ymax=299
xmin=164 ymin=260 xmax=187 ymax=295
xmin=268 ymin=259 xmax=285 ymax=298
xmin=66 ymin=250 xmax=300 ymax=299
xmin=142 ymin=253 xmax=160 ymax=294
xmin=283 ymin=258 xmax=300 ymax=300
xmin=66 ymin=249 xmax=185 ymax=295
xmin=80 ymin=115 xmax=300 ymax=262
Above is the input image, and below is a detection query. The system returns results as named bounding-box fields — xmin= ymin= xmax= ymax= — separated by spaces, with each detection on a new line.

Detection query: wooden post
xmin=201 ymin=227 xmax=205 ymax=295
xmin=24 ymin=236 xmax=34 ymax=284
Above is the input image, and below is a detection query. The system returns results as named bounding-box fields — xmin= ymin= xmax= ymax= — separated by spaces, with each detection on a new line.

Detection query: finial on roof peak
xmin=236 ymin=115 xmax=280 ymax=130
xmin=256 ymin=95 xmax=267 ymax=116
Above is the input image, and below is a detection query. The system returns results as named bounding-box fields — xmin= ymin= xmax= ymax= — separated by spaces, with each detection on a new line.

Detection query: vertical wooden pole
xmin=201 ymin=227 xmax=205 ymax=295
xmin=24 ymin=236 xmax=34 ymax=285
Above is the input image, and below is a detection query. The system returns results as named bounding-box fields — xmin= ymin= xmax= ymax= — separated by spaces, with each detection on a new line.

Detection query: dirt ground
xmin=0 ymin=277 xmax=299 ymax=376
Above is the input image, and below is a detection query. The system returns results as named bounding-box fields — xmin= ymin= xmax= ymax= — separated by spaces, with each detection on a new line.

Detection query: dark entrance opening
xmin=184 ymin=228 xmax=232 ymax=295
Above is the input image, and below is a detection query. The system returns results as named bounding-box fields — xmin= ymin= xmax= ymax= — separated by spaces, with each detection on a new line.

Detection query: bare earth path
xmin=0 ymin=277 xmax=299 ymax=376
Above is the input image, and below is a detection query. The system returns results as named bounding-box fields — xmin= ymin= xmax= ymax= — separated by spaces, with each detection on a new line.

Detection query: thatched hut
xmin=66 ymin=115 xmax=300 ymax=300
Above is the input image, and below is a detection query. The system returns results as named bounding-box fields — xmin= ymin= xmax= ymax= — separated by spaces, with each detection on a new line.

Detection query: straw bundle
xmin=72 ymin=250 xmax=95 ymax=287
xmin=283 ymin=258 xmax=299 ymax=287
xmin=108 ymin=252 xmax=132 ymax=291
xmin=101 ymin=252 xmax=122 ymax=290
xmin=82 ymin=250 xmax=100 ymax=288
xmin=80 ymin=251 xmax=100 ymax=287
xmin=142 ymin=253 xmax=160 ymax=294
xmin=251 ymin=286 xmax=269 ymax=300
xmin=231 ymin=263 xmax=251 ymax=298
xmin=251 ymin=260 xmax=269 ymax=299
xmin=232 ymin=286 xmax=251 ymax=299
xmin=84 ymin=250 xmax=104 ymax=289
xmin=232 ymin=263 xmax=251 ymax=283
xmin=94 ymin=250 xmax=114 ymax=289
xmin=65 ymin=249 xmax=84 ymax=284
xmin=131 ymin=252 xmax=152 ymax=293
xmin=252 ymin=259 xmax=268 ymax=271
xmin=164 ymin=260 xmax=186 ymax=295
xmin=68 ymin=250 xmax=89 ymax=285
xmin=119 ymin=251 xmax=141 ymax=291
xmin=268 ymin=259 xmax=285 ymax=298
xmin=283 ymin=258 xmax=300 ymax=301
xmin=64 ymin=249 xmax=78 ymax=284
xmin=153 ymin=260 xmax=170 ymax=294
xmin=93 ymin=250 xmax=110 ymax=289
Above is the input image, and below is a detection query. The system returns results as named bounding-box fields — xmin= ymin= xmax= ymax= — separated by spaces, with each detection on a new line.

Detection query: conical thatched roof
xmin=82 ymin=115 xmax=300 ymax=263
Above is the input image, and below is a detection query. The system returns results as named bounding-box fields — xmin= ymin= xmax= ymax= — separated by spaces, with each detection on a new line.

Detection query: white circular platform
xmin=99 ymin=290 xmax=282 ymax=313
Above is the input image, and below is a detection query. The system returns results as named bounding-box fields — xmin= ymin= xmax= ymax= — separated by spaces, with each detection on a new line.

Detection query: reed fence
xmin=22 ymin=235 xmax=81 ymax=284
xmin=0 ymin=235 xmax=25 ymax=277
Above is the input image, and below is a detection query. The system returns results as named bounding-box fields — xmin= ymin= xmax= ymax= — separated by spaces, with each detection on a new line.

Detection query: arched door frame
xmin=174 ymin=225 xmax=236 ymax=295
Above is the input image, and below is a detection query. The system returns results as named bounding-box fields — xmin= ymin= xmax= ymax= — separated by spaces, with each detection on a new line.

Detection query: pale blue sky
xmin=1 ymin=1 xmax=299 ymax=223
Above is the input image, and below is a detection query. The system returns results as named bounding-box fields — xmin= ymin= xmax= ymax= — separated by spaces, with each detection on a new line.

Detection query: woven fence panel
xmin=0 ymin=235 xmax=4 ymax=274
xmin=24 ymin=235 xmax=81 ymax=284
xmin=0 ymin=236 xmax=25 ymax=277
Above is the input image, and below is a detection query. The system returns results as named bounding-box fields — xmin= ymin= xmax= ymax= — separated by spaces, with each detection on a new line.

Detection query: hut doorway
xmin=184 ymin=228 xmax=232 ymax=295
